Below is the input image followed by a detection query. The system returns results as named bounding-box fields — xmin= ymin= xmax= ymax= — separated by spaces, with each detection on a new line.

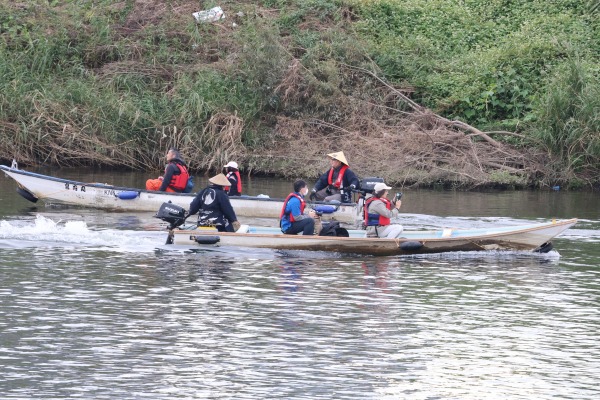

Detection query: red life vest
xmin=327 ymin=165 xmax=348 ymax=189
xmin=364 ymin=197 xmax=392 ymax=226
xmin=224 ymin=170 xmax=242 ymax=194
xmin=279 ymin=193 xmax=305 ymax=222
xmin=168 ymin=163 xmax=189 ymax=191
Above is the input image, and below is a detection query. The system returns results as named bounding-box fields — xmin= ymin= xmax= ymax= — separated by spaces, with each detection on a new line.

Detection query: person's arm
xmin=158 ymin=164 xmax=177 ymax=191
xmin=219 ymin=191 xmax=238 ymax=223
xmin=344 ymin=169 xmax=360 ymax=189
xmin=227 ymin=175 xmax=238 ymax=195
xmin=369 ymin=199 xmax=400 ymax=219
xmin=188 ymin=189 xmax=205 ymax=215
xmin=313 ymin=171 xmax=329 ymax=191
xmin=289 ymin=197 xmax=313 ymax=221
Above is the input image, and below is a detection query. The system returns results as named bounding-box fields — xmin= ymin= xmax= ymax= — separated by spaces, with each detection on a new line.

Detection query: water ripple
xmin=1 ymin=234 xmax=599 ymax=399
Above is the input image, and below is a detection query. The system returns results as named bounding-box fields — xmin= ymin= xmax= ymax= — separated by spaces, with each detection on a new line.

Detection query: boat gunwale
xmin=1 ymin=165 xmax=356 ymax=205
xmin=173 ymin=218 xmax=578 ymax=243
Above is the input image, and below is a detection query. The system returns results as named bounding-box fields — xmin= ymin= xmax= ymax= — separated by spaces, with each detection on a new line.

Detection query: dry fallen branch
xmin=256 ymin=61 xmax=533 ymax=187
xmin=339 ymin=63 xmax=504 ymax=148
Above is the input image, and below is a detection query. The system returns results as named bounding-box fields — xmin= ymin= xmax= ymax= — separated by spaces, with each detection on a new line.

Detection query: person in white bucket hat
xmin=188 ymin=173 xmax=241 ymax=232
xmin=310 ymin=151 xmax=360 ymax=203
xmin=363 ymin=181 xmax=403 ymax=238
xmin=223 ymin=161 xmax=242 ymax=196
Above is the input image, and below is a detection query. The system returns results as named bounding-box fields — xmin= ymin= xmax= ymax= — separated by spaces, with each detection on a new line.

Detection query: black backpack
xmin=319 ymin=221 xmax=349 ymax=237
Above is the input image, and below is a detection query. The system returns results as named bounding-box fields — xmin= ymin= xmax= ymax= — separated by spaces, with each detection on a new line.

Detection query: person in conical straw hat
xmin=208 ymin=173 xmax=231 ymax=186
xmin=310 ymin=151 xmax=360 ymax=203
xmin=188 ymin=173 xmax=241 ymax=232
xmin=327 ymin=151 xmax=348 ymax=165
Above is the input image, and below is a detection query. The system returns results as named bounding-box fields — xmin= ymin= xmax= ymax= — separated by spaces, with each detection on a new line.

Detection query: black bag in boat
xmin=319 ymin=221 xmax=349 ymax=237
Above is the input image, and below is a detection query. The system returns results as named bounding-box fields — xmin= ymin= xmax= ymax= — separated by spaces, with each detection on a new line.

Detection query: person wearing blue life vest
xmin=310 ymin=151 xmax=359 ymax=203
xmin=280 ymin=180 xmax=321 ymax=235
xmin=188 ymin=173 xmax=241 ymax=232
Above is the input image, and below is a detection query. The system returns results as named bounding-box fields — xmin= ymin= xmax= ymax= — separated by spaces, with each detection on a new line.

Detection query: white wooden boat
xmin=163 ymin=217 xmax=577 ymax=256
xmin=1 ymin=164 xmax=359 ymax=222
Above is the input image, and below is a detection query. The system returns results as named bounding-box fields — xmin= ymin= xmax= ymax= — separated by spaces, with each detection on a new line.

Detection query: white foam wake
xmin=0 ymin=215 xmax=166 ymax=252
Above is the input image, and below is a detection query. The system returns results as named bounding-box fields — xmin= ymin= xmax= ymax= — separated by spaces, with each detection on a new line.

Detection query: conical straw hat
xmin=208 ymin=173 xmax=231 ymax=186
xmin=327 ymin=151 xmax=348 ymax=165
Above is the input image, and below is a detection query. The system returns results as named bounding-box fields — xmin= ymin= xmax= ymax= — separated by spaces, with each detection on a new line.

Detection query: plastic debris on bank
xmin=193 ymin=7 xmax=225 ymax=23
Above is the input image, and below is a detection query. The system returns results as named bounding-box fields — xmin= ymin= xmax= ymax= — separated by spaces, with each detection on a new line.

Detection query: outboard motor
xmin=154 ymin=202 xmax=187 ymax=229
xmin=354 ymin=177 xmax=385 ymax=226
xmin=358 ymin=177 xmax=385 ymax=196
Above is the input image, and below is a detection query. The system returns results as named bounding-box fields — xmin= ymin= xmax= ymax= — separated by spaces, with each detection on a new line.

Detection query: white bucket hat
xmin=373 ymin=182 xmax=392 ymax=192
xmin=208 ymin=173 xmax=231 ymax=187
xmin=224 ymin=161 xmax=239 ymax=169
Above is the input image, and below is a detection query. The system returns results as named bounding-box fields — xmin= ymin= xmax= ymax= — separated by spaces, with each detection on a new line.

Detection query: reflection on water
xmin=1 ymin=169 xmax=599 ymax=398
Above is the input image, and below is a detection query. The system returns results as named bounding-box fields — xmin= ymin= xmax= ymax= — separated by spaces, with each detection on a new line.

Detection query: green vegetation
xmin=0 ymin=0 xmax=598 ymax=188
xmin=351 ymin=0 xmax=597 ymax=127
xmin=348 ymin=0 xmax=599 ymax=186
xmin=533 ymin=58 xmax=600 ymax=175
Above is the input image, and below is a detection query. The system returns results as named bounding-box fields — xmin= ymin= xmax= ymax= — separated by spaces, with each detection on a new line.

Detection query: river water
xmin=1 ymin=168 xmax=599 ymax=399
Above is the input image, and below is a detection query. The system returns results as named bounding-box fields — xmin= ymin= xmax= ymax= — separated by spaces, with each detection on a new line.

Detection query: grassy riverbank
xmin=1 ymin=0 xmax=598 ymax=189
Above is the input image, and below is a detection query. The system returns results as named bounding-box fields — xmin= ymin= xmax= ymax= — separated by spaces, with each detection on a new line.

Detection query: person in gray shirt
xmin=363 ymin=182 xmax=403 ymax=238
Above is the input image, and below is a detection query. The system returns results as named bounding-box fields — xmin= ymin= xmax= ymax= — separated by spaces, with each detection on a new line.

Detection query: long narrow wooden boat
xmin=1 ymin=164 xmax=359 ymax=222
xmin=166 ymin=218 xmax=577 ymax=256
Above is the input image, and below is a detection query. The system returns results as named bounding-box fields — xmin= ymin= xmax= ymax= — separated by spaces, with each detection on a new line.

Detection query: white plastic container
xmin=193 ymin=6 xmax=225 ymax=23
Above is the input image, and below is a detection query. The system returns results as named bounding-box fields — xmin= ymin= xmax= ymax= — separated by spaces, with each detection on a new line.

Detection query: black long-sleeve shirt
xmin=158 ymin=158 xmax=186 ymax=192
xmin=189 ymin=185 xmax=237 ymax=226
xmin=314 ymin=166 xmax=360 ymax=191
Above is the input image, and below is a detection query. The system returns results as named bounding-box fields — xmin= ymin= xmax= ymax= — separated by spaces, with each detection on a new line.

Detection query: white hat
xmin=224 ymin=161 xmax=239 ymax=169
xmin=209 ymin=173 xmax=231 ymax=186
xmin=373 ymin=182 xmax=392 ymax=192
xmin=327 ymin=151 xmax=349 ymax=165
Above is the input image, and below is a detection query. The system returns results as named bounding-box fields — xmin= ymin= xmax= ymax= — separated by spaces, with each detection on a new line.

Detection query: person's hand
xmin=394 ymin=200 xmax=402 ymax=210
xmin=232 ymin=220 xmax=241 ymax=231
xmin=349 ymin=184 xmax=356 ymax=191
xmin=158 ymin=176 xmax=163 ymax=180
xmin=308 ymin=210 xmax=317 ymax=218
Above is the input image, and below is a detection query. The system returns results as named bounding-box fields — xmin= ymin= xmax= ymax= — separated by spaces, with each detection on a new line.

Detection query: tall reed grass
xmin=533 ymin=59 xmax=600 ymax=175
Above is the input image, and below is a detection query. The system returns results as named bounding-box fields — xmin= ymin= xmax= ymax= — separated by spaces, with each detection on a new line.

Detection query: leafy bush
xmin=349 ymin=0 xmax=599 ymax=131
